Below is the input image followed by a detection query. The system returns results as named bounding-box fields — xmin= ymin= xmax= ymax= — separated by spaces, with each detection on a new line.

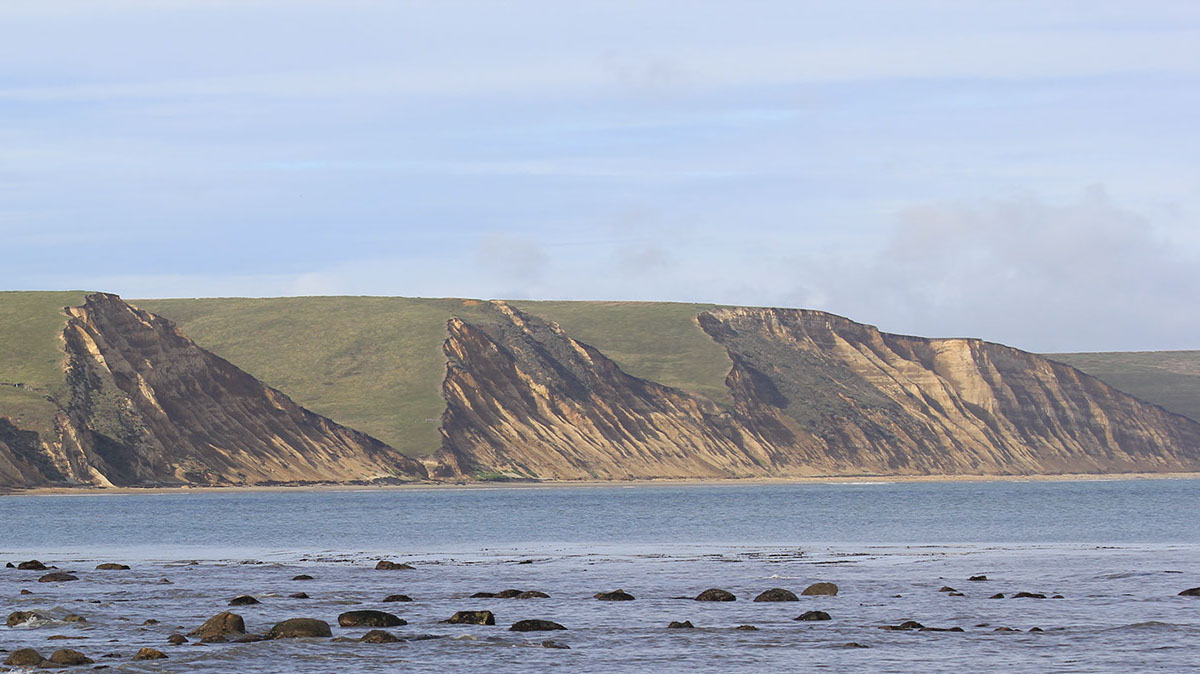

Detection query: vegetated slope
xmin=0 ymin=293 xmax=426 ymax=489
xmin=434 ymin=303 xmax=1200 ymax=479
xmin=1048 ymin=351 xmax=1200 ymax=423
xmin=138 ymin=297 xmax=734 ymax=456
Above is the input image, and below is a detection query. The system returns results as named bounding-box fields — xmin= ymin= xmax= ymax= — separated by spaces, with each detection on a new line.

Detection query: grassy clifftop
xmin=137 ymin=297 xmax=733 ymax=457
xmin=0 ymin=291 xmax=89 ymax=433
xmin=1049 ymin=351 xmax=1200 ymax=423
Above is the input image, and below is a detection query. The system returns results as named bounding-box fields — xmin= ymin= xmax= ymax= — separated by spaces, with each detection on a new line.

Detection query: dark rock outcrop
xmin=266 ymin=618 xmax=332 ymax=639
xmin=188 ymin=612 xmax=245 ymax=639
xmin=667 ymin=621 xmax=694 ymax=629
xmin=361 ymin=630 xmax=401 ymax=643
xmin=753 ymin=588 xmax=798 ymax=602
xmin=376 ymin=561 xmax=414 ymax=570
xmin=338 ymin=610 xmax=406 ymax=628
xmin=510 ymin=619 xmax=567 ymax=632
xmin=594 ymin=589 xmax=636 ymax=601
xmin=382 ymin=594 xmax=413 ymax=602
xmin=229 ymin=595 xmax=260 ymax=606
xmin=695 ymin=588 xmax=736 ymax=602
xmin=796 ymin=611 xmax=831 ymax=621
xmin=38 ymin=572 xmax=78 ymax=582
xmin=442 ymin=611 xmax=495 ymax=625
xmin=801 ymin=582 xmax=838 ymax=596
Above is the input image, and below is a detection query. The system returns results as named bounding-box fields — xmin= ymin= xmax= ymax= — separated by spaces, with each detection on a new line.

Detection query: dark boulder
xmin=968 ymin=575 xmax=988 ymax=581
xmin=96 ymin=563 xmax=130 ymax=571
xmin=594 ymin=589 xmax=635 ymax=601
xmin=234 ymin=634 xmax=267 ymax=643
xmin=695 ymin=588 xmax=736 ymax=602
xmin=753 ymin=588 xmax=798 ymax=602
xmin=842 ymin=642 xmax=870 ymax=648
xmin=471 ymin=592 xmax=497 ymax=598
xmin=442 ymin=611 xmax=495 ymax=625
xmin=919 ymin=626 xmax=965 ymax=632
xmin=266 ymin=618 xmax=332 ymax=639
xmin=948 ymin=592 xmax=965 ymax=597
xmin=795 ymin=611 xmax=832 ymax=621
xmin=801 ymin=582 xmax=838 ymax=596
xmin=200 ymin=634 xmax=228 ymax=643
xmin=541 ymin=640 xmax=570 ymax=649
xmin=49 ymin=648 xmax=94 ymax=666
xmin=511 ymin=619 xmax=567 ymax=632
xmin=4 ymin=648 xmax=45 ymax=667
xmin=517 ymin=591 xmax=550 ymax=599
xmin=7 ymin=610 xmax=50 ymax=627
xmin=989 ymin=593 xmax=1005 ymax=599
xmin=735 ymin=625 xmax=758 ymax=631
xmin=133 ymin=648 xmax=168 ymax=660
xmin=38 ymin=572 xmax=78 ymax=583
xmin=167 ymin=634 xmax=188 ymax=645
xmin=229 ymin=595 xmax=260 ymax=606
xmin=188 ymin=612 xmax=246 ymax=638
xmin=1179 ymin=587 xmax=1200 ymax=596
xmin=338 ymin=610 xmax=406 ymax=628
xmin=383 ymin=594 xmax=413 ymax=602
xmin=4 ymin=561 xmax=12 ymax=568
xmin=1012 ymin=592 xmax=1046 ymax=599
xmin=292 ymin=574 xmax=314 ymax=581
xmin=880 ymin=620 xmax=925 ymax=631
xmin=667 ymin=621 xmax=694 ymax=629
xmin=64 ymin=614 xmax=87 ymax=623
xmin=17 ymin=560 xmax=49 ymax=570
xmin=496 ymin=589 xmax=524 ymax=598
xmin=375 ymin=561 xmax=414 ymax=570
xmin=938 ymin=586 xmax=956 ymax=593
xmin=361 ymin=630 xmax=401 ymax=643
xmin=289 ymin=592 xmax=310 ymax=599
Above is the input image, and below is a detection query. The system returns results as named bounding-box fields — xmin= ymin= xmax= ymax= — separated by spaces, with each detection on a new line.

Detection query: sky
xmin=2 ymin=0 xmax=1198 ymax=353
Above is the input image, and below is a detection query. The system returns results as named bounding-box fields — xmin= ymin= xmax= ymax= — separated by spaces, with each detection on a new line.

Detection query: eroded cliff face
xmin=436 ymin=303 xmax=1200 ymax=479
xmin=0 ymin=294 xmax=426 ymax=488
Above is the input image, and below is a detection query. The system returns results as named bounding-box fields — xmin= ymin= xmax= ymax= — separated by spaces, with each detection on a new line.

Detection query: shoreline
xmin=7 ymin=471 xmax=1200 ymax=497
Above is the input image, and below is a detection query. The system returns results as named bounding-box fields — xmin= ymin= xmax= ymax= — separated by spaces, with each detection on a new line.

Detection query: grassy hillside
xmin=137 ymin=297 xmax=735 ymax=457
xmin=0 ymin=291 xmax=89 ymax=433
xmin=1048 ymin=351 xmax=1200 ymax=423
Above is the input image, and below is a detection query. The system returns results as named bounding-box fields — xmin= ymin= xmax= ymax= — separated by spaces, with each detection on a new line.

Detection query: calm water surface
xmin=1 ymin=480 xmax=1198 ymax=672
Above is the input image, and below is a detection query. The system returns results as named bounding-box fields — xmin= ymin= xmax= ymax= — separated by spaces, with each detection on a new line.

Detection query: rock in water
xmin=17 ymin=560 xmax=49 ymax=570
xmin=496 ymin=589 xmax=524 ymax=598
xmin=188 ymin=612 xmax=246 ymax=638
xmin=753 ymin=588 xmax=798 ymax=602
xmin=95 ymin=563 xmax=130 ymax=570
xmin=289 ymin=592 xmax=310 ymax=599
xmin=795 ymin=611 xmax=832 ymax=621
xmin=337 ymin=610 xmax=406 ymax=628
xmin=801 ymin=583 xmax=838 ymax=596
xmin=266 ymin=618 xmax=332 ymax=639
xmin=938 ymin=586 xmax=956 ymax=593
xmin=361 ymin=630 xmax=401 ymax=643
xmin=4 ymin=648 xmax=45 ymax=666
xmin=1012 ymin=592 xmax=1047 ymax=599
xmin=542 ymin=640 xmax=570 ymax=649
xmin=968 ymin=575 xmax=988 ymax=581
xmin=375 ymin=560 xmax=415 ymax=570
xmin=667 ymin=621 xmax=694 ymax=629
xmin=229 ymin=595 xmax=260 ymax=606
xmin=695 ymin=588 xmax=736 ymax=602
xmin=735 ymin=625 xmax=758 ymax=631
xmin=1179 ymin=587 xmax=1200 ymax=596
xmin=7 ymin=610 xmax=50 ymax=627
xmin=382 ymin=594 xmax=413 ymax=602
xmin=881 ymin=621 xmax=925 ymax=631
xmin=510 ymin=619 xmax=567 ymax=632
xmin=989 ymin=593 xmax=1005 ymax=599
xmin=292 ymin=574 xmax=314 ymax=581
xmin=594 ymin=589 xmax=636 ymax=601
xmin=442 ymin=611 xmax=495 ymax=625
xmin=517 ymin=590 xmax=550 ymax=599
xmin=49 ymin=649 xmax=94 ymax=666
xmin=38 ymin=572 xmax=78 ymax=583
xmin=133 ymin=648 xmax=168 ymax=660
xmin=167 ymin=635 xmax=188 ymax=645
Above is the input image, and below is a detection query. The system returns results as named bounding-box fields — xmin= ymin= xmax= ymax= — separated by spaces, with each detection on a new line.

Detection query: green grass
xmin=137 ymin=297 xmax=736 ymax=456
xmin=515 ymin=300 xmax=733 ymax=405
xmin=0 ymin=291 xmax=90 ymax=435
xmin=1048 ymin=351 xmax=1200 ymax=423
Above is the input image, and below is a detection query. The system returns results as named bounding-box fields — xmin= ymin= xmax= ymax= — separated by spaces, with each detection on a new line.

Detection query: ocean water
xmin=1 ymin=480 xmax=1198 ymax=672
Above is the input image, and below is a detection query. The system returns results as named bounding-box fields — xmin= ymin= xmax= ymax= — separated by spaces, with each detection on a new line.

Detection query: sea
xmin=1 ymin=479 xmax=1198 ymax=672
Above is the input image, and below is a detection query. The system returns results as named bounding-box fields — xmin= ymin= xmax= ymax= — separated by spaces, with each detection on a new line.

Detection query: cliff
xmin=434 ymin=303 xmax=1200 ymax=479
xmin=0 ymin=294 xmax=426 ymax=489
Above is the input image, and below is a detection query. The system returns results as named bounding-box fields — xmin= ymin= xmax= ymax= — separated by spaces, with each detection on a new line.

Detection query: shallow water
xmin=1 ymin=480 xmax=1198 ymax=672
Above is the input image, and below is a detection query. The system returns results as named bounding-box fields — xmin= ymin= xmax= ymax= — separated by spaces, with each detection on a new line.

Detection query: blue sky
xmin=2 ymin=0 xmax=1198 ymax=352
